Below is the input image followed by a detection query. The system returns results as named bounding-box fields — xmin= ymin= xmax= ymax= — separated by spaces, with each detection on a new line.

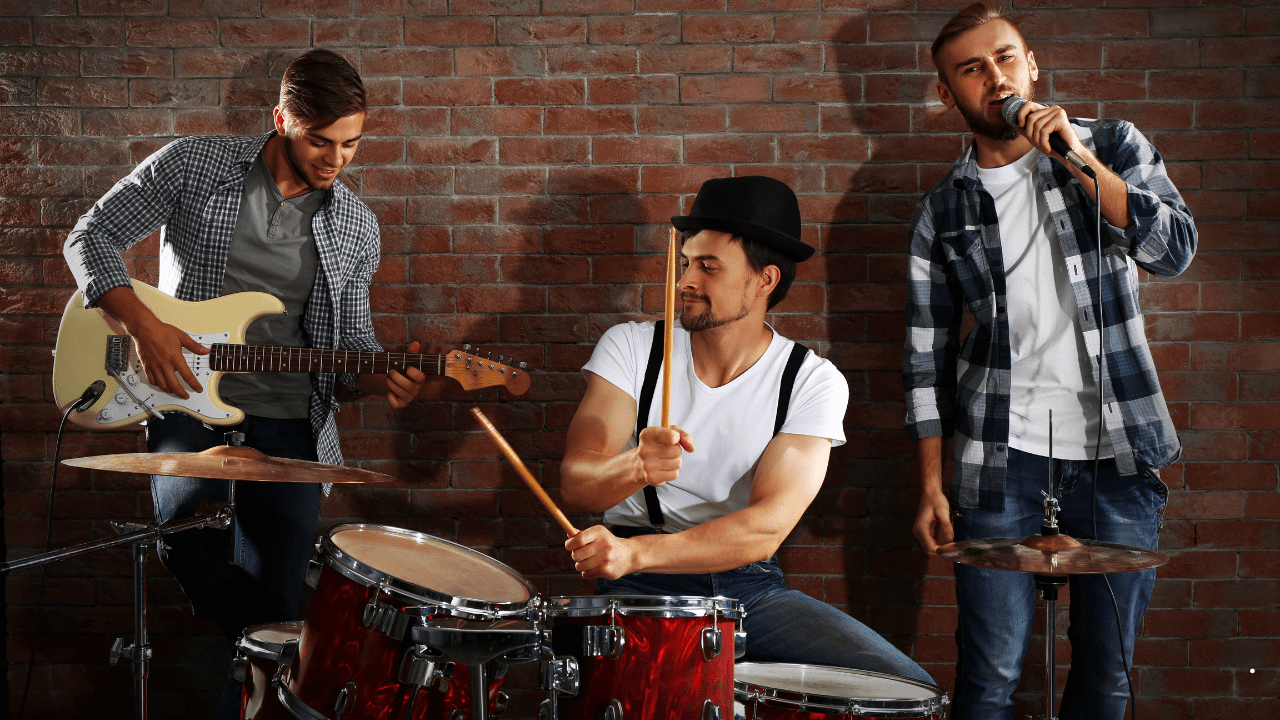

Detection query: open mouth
xmin=315 ymin=167 xmax=337 ymax=179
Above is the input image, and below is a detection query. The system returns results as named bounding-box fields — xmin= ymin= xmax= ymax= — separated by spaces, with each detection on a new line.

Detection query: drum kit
xmin=5 ymin=418 xmax=1171 ymax=720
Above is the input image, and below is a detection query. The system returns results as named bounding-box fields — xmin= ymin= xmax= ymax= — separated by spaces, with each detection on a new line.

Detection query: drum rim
xmin=733 ymin=662 xmax=949 ymax=716
xmin=546 ymin=594 xmax=744 ymax=619
xmin=236 ymin=621 xmax=304 ymax=662
xmin=321 ymin=523 xmax=537 ymax=616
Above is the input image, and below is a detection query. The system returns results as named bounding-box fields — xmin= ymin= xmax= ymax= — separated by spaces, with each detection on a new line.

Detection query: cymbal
xmin=936 ymin=534 xmax=1169 ymax=575
xmin=63 ymin=446 xmax=394 ymax=484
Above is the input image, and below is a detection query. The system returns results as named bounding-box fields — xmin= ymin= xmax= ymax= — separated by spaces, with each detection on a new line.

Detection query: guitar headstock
xmin=443 ymin=347 xmax=531 ymax=395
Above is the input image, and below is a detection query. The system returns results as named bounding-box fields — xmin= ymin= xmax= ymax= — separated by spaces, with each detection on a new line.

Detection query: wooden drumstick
xmin=662 ymin=226 xmax=677 ymax=428
xmin=470 ymin=407 xmax=579 ymax=537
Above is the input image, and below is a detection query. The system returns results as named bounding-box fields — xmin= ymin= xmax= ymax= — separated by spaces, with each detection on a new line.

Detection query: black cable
xmin=1088 ymin=172 xmax=1138 ymax=720
xmin=16 ymin=401 xmax=78 ymax=720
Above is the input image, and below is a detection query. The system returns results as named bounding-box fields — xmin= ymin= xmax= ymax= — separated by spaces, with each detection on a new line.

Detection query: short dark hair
xmin=279 ymin=49 xmax=366 ymax=128
xmin=931 ymin=2 xmax=1026 ymax=84
xmin=681 ymin=229 xmax=797 ymax=311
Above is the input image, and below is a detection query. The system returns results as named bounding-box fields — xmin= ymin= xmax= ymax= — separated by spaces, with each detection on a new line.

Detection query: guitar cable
xmin=16 ymin=381 xmax=104 ymax=720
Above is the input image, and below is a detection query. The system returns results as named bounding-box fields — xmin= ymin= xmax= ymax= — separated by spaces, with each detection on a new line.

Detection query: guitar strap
xmin=635 ymin=321 xmax=811 ymax=531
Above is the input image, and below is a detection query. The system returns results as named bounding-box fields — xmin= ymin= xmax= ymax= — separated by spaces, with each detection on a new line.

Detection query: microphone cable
xmin=1086 ymin=171 xmax=1139 ymax=720
xmin=16 ymin=381 xmax=104 ymax=720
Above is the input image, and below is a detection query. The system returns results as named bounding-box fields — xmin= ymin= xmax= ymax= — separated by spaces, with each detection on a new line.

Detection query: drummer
xmin=561 ymin=176 xmax=932 ymax=683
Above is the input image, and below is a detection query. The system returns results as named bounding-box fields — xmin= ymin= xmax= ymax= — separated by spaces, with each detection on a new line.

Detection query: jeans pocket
xmin=1144 ymin=467 xmax=1169 ymax=528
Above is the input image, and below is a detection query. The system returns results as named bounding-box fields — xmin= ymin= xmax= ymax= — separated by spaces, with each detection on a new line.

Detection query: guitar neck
xmin=209 ymin=344 xmax=445 ymax=376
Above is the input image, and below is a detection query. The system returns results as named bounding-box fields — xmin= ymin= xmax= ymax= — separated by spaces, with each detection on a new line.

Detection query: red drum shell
xmin=290 ymin=524 xmax=536 ymax=720
xmin=237 ymin=622 xmax=303 ymax=720
xmin=734 ymin=663 xmax=949 ymax=720
xmin=545 ymin=596 xmax=740 ymax=720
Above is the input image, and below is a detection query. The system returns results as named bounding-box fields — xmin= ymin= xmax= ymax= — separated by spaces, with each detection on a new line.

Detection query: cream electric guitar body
xmin=52 ymin=281 xmax=530 ymax=430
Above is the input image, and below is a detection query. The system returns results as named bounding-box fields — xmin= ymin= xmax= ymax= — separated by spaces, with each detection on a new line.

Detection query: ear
xmin=272 ymin=107 xmax=287 ymax=134
xmin=756 ymin=264 xmax=781 ymax=300
xmin=936 ymin=80 xmax=956 ymax=110
xmin=1027 ymin=50 xmax=1039 ymax=83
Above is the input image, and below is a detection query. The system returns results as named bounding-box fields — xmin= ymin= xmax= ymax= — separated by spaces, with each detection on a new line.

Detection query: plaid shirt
xmin=904 ymin=118 xmax=1197 ymax=511
xmin=64 ymin=132 xmax=382 ymax=468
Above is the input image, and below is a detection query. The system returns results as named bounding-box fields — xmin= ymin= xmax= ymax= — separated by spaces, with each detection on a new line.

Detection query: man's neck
xmin=973 ymin=133 xmax=1035 ymax=170
xmin=262 ymin=133 xmax=312 ymax=199
xmin=687 ymin=313 xmax=774 ymax=389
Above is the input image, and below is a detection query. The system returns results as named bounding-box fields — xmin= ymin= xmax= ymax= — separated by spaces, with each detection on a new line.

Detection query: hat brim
xmin=670 ymin=215 xmax=815 ymax=262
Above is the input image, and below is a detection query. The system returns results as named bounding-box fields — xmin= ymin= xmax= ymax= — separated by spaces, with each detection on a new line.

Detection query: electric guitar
xmin=52 ymin=280 xmax=530 ymax=430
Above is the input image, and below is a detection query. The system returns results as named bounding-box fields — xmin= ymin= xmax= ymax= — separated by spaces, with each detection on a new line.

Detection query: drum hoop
xmin=733 ymin=664 xmax=948 ymax=716
xmin=321 ymin=524 xmax=537 ymax=617
xmin=236 ymin=622 xmax=303 ymax=662
xmin=546 ymin=594 xmax=744 ymax=619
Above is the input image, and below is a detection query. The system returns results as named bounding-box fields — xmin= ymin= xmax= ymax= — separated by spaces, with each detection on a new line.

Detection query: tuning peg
xmin=497 ymin=355 xmax=504 ymax=363
xmin=519 ymin=362 xmax=527 ymax=370
xmin=486 ymin=351 xmax=492 ymax=359
xmin=463 ymin=344 xmax=471 ymax=352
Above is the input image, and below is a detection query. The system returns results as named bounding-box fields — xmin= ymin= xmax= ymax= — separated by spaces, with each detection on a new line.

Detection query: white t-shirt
xmin=978 ymin=149 xmax=1112 ymax=460
xmin=582 ymin=321 xmax=849 ymax=531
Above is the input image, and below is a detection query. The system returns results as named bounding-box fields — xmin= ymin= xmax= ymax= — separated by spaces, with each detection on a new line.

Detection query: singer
xmin=903 ymin=4 xmax=1197 ymax=720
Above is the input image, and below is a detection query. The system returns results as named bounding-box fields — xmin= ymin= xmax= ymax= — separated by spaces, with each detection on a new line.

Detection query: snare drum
xmin=234 ymin=622 xmax=302 ymax=720
xmin=286 ymin=524 xmax=538 ymax=720
xmin=734 ymin=663 xmax=949 ymax=719
xmin=542 ymin=595 xmax=742 ymax=720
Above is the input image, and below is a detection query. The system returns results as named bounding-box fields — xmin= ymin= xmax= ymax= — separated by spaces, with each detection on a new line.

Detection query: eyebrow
xmin=305 ymin=131 xmax=362 ymax=144
xmin=682 ymin=253 xmax=721 ymax=263
xmin=953 ymin=44 xmax=1017 ymax=73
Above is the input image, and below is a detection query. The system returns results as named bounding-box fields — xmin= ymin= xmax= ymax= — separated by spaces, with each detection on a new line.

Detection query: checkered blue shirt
xmin=904 ymin=118 xmax=1197 ymax=511
xmin=64 ymin=132 xmax=382 ymax=468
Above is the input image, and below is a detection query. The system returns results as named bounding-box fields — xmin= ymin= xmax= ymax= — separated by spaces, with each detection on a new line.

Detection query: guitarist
xmin=62 ymin=49 xmax=426 ymax=717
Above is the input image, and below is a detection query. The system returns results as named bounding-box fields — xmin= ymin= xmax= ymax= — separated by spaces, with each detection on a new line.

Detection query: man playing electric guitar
xmin=62 ymin=50 xmax=426 ymax=719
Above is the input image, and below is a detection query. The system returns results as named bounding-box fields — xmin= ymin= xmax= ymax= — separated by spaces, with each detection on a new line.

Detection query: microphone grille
xmin=1000 ymin=95 xmax=1027 ymax=128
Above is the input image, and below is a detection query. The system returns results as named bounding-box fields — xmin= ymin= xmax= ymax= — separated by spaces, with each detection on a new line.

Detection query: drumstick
xmin=662 ymin=226 xmax=677 ymax=428
xmin=470 ymin=407 xmax=579 ymax=537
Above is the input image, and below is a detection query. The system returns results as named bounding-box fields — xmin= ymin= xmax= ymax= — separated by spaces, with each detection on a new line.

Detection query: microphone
xmin=1001 ymin=95 xmax=1096 ymax=179
xmin=71 ymin=380 xmax=106 ymax=412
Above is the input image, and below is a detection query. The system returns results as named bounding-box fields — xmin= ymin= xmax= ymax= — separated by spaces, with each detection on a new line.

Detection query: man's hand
xmin=1014 ymin=100 xmax=1084 ymax=164
xmin=97 ymin=286 xmax=209 ymax=399
xmin=566 ymin=525 xmax=639 ymax=580
xmin=913 ymin=488 xmax=954 ymax=553
xmin=636 ymin=425 xmax=695 ymax=487
xmin=384 ymin=340 xmax=428 ymax=409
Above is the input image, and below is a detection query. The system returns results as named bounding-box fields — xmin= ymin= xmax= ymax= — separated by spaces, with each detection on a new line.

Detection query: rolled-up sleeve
xmin=903 ymin=200 xmax=963 ymax=440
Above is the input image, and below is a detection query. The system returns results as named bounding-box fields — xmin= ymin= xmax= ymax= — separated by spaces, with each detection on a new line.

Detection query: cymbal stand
xmin=1032 ymin=572 xmax=1067 ymax=720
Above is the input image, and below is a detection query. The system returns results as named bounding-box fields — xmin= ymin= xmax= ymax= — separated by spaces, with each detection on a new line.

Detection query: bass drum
xmin=733 ymin=663 xmax=949 ymax=719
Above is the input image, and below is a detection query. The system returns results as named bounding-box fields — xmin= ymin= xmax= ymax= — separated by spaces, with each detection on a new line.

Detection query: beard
xmin=282 ymin=134 xmax=336 ymax=192
xmin=954 ymin=84 xmax=1035 ymax=142
xmin=681 ymin=293 xmax=751 ymax=332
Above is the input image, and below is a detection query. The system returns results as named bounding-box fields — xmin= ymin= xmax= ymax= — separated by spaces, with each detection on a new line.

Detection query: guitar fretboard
xmin=210 ymin=344 xmax=444 ymax=376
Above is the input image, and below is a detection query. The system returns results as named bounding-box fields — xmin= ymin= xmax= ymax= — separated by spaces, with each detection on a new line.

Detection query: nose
xmin=984 ymin=57 xmax=1004 ymax=86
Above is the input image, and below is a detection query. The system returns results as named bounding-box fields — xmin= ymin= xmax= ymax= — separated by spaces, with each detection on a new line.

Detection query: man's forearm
xmin=560 ymin=448 xmax=649 ymax=514
xmin=628 ymin=505 xmax=790 ymax=575
xmin=1067 ymin=148 xmax=1131 ymax=230
xmin=917 ymin=435 xmax=946 ymax=495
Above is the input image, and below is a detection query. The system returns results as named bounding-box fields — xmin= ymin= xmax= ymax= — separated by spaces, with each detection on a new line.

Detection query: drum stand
xmin=1031 ymin=573 xmax=1067 ymax=720
xmin=411 ymin=618 xmax=542 ymax=720
xmin=1 ymin=502 xmax=234 ymax=720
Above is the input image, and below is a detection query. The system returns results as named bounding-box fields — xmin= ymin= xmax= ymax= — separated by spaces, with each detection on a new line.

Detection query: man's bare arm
xmin=912 ymin=435 xmax=953 ymax=553
xmin=96 ymin=285 xmax=209 ymax=398
xmin=566 ymin=432 xmax=832 ymax=578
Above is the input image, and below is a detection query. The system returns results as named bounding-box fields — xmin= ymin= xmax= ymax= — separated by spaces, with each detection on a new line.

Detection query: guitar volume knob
xmin=115 ymin=391 xmax=128 ymax=405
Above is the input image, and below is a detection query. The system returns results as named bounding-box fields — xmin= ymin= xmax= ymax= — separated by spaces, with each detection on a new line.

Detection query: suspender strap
xmin=775 ymin=342 xmax=811 ymax=435
xmin=634 ymin=323 xmax=811 ymax=531
xmin=636 ymin=321 xmax=666 ymax=529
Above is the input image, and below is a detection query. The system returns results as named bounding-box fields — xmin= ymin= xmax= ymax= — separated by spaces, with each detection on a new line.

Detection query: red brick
xmin=1105 ymin=39 xmax=1199 ymax=70
xmin=1056 ymin=9 xmax=1148 ymax=39
xmin=636 ymin=105 xmax=725 ymax=135
xmin=0 ymin=49 xmax=79 ymax=77
xmin=592 ymin=136 xmax=680 ymax=165
xmin=822 ymin=104 xmax=911 ymax=134
xmin=1178 ymin=431 xmax=1249 ymax=462
xmin=591 ymin=194 xmax=679 ymax=225
xmin=34 ymin=78 xmax=125 ymax=108
xmin=725 ymin=104 xmax=815 ymax=134
xmin=682 ymin=14 xmax=773 ymax=43
xmin=547 ymin=166 xmax=638 ymax=195
xmin=1055 ymin=70 xmax=1148 ymax=100
xmin=496 ymin=17 xmax=587 ymax=45
xmin=1144 ymin=609 xmax=1237 ymax=639
xmin=639 ymin=45 xmax=732 ymax=74
xmin=547 ymin=47 xmax=638 ymax=74
xmin=408 ymin=197 xmax=495 ymax=225
xmin=1197 ymin=521 xmax=1280 ymax=549
xmin=641 ymin=165 xmax=730 ymax=195
xmin=1149 ymin=70 xmax=1245 ymax=101
xmin=589 ymin=15 xmax=679 ymax=45
xmin=314 ymin=19 xmax=403 ymax=47
xmin=37 ymin=139 xmax=128 ymax=167
xmin=1144 ymin=668 xmax=1235 ymax=696
xmin=34 ymin=18 xmax=124 ymax=47
xmin=499 ymin=196 xmax=588 ymax=225
xmin=495 ymin=78 xmax=584 ymax=106
xmin=80 ymin=48 xmax=173 ymax=77
xmin=543 ymin=0 xmax=631 ymax=13
xmin=500 ymin=137 xmax=590 ymax=165
xmin=1240 ymin=551 xmax=1280 ymax=578
xmin=174 ymin=48 xmax=267 ymax=78
xmin=171 ymin=0 xmax=258 ymax=14
xmin=1203 ymin=38 xmax=1280 ymax=68
xmin=130 ymin=78 xmax=218 ymax=108
xmin=407 ymin=137 xmax=496 ymax=165
xmin=219 ymin=19 xmax=309 ymax=47
xmin=456 ymin=167 xmax=545 ymax=196
xmin=774 ymin=12 xmax=865 ymax=43
xmin=1196 ymin=581 xmax=1280 ymax=609
xmin=456 ymin=47 xmax=545 ymax=77
xmin=1201 ymin=101 xmax=1280 ymax=131
xmin=123 ymin=18 xmax=218 ymax=48
xmin=362 ymin=49 xmax=452 ymax=77
xmin=681 ymin=75 xmax=770 ymax=104
xmin=363 ymin=167 xmax=451 ymax=197
xmin=404 ymin=17 xmax=494 ymax=45
xmin=827 ymin=43 xmax=918 ymax=73
xmin=452 ymin=107 xmax=541 ymax=136
xmin=1161 ymin=551 xmax=1239 ymax=580
xmin=173 ymin=108 xmax=262 ymax=136
xmin=543 ymin=224 xmax=635 ymax=254
xmin=587 ymin=75 xmax=678 ymax=105
xmin=1152 ymin=7 xmax=1244 ymax=37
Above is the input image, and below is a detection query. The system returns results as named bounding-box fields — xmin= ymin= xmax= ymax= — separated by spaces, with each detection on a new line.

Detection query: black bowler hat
xmin=671 ymin=176 xmax=814 ymax=262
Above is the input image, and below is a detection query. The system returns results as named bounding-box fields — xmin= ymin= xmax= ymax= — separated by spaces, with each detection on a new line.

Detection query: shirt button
xmin=996 ymin=445 xmax=1006 ymax=453
xmin=271 ymin=220 xmax=278 ymax=226
xmin=280 ymin=201 xmax=287 ymax=207
xmin=997 ymin=396 xmax=1007 ymax=403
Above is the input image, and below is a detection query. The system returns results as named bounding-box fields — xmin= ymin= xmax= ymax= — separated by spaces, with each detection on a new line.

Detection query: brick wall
xmin=2 ymin=1 xmax=1277 ymax=717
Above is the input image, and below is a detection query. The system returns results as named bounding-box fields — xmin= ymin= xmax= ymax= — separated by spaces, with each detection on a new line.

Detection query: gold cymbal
xmin=63 ymin=445 xmax=394 ymax=484
xmin=936 ymin=534 xmax=1169 ymax=575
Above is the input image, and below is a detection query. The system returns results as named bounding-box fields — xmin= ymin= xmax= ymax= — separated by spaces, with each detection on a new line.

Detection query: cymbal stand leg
xmin=1033 ymin=574 xmax=1067 ymax=720
xmin=471 ymin=663 xmax=489 ymax=720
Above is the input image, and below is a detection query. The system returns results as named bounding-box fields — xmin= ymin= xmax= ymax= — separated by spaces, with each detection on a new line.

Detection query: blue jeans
xmin=951 ymin=448 xmax=1167 ymax=720
xmin=598 ymin=527 xmax=934 ymax=685
xmin=146 ymin=413 xmax=322 ymax=720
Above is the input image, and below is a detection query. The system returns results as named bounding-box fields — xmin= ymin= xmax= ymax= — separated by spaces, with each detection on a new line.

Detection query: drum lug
xmin=602 ymin=699 xmax=624 ymax=720
xmin=701 ymin=627 xmax=722 ymax=660
xmin=232 ymin=655 xmax=249 ymax=683
xmin=542 ymin=656 xmax=579 ymax=698
xmin=493 ymin=691 xmax=509 ymax=717
xmin=304 ymin=554 xmax=323 ymax=588
xmin=399 ymin=646 xmax=440 ymax=687
xmin=278 ymin=639 xmax=299 ymax=669
xmin=584 ymin=625 xmax=625 ymax=660
xmin=733 ymin=630 xmax=747 ymax=660
xmin=362 ymin=600 xmax=411 ymax=641
xmin=701 ymin=699 xmax=721 ymax=720
xmin=333 ymin=682 xmax=357 ymax=719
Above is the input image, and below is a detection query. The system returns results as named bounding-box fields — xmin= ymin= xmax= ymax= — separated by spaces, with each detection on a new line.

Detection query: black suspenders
xmin=634 ymin=320 xmax=811 ymax=530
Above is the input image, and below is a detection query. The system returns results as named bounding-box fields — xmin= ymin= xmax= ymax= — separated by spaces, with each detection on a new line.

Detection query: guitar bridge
xmin=106 ymin=336 xmax=132 ymax=374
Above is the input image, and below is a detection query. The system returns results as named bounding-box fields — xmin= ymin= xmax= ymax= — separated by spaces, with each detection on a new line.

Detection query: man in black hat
xmin=560 ymin=176 xmax=931 ymax=679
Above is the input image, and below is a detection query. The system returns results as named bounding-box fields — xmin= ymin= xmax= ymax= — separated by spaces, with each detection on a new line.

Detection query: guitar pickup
xmin=106 ymin=335 xmax=132 ymax=374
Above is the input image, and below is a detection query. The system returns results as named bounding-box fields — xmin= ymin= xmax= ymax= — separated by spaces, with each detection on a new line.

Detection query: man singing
xmin=904 ymin=4 xmax=1196 ymax=718
xmin=562 ymin=176 xmax=932 ymax=682
xmin=63 ymin=49 xmax=426 ymax=718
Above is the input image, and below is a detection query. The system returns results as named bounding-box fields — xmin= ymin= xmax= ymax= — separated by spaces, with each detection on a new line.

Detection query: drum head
xmin=326 ymin=524 xmax=535 ymax=608
xmin=734 ymin=663 xmax=947 ymax=716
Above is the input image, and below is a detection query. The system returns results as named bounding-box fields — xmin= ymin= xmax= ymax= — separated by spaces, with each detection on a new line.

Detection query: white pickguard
xmin=93 ymin=332 xmax=235 ymax=426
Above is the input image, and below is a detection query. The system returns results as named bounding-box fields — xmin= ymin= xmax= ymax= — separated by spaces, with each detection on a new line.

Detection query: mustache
xmin=681 ymin=293 xmax=708 ymax=303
